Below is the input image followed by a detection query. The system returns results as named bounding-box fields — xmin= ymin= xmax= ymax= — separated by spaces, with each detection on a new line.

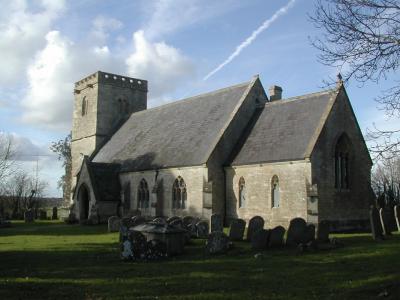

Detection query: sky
xmin=0 ymin=0 xmax=398 ymax=197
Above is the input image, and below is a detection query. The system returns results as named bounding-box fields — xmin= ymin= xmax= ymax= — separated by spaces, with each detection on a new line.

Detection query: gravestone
xmin=205 ymin=231 xmax=230 ymax=255
xmin=251 ymin=229 xmax=270 ymax=250
xmin=370 ymin=206 xmax=384 ymax=240
xmin=196 ymin=221 xmax=209 ymax=238
xmin=108 ymin=216 xmax=121 ymax=232
xmin=316 ymin=220 xmax=330 ymax=243
xmin=379 ymin=207 xmax=396 ymax=235
xmin=211 ymin=214 xmax=223 ymax=233
xmin=131 ymin=216 xmax=146 ymax=227
xmin=24 ymin=209 xmax=34 ymax=223
xmin=268 ymin=226 xmax=285 ymax=248
xmin=39 ymin=210 xmax=47 ymax=220
xmin=187 ymin=217 xmax=200 ymax=238
xmin=229 ymin=218 xmax=246 ymax=241
xmin=302 ymin=224 xmax=316 ymax=244
xmin=52 ymin=207 xmax=58 ymax=220
xmin=395 ymin=205 xmax=400 ymax=231
xmin=182 ymin=216 xmax=194 ymax=228
xmin=246 ymin=216 xmax=265 ymax=241
xmin=286 ymin=217 xmax=307 ymax=246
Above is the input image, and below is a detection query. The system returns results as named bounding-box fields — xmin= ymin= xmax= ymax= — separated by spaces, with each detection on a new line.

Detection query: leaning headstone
xmin=316 ymin=220 xmax=330 ymax=243
xmin=246 ymin=216 xmax=265 ymax=241
xmin=196 ymin=221 xmax=209 ymax=238
xmin=229 ymin=218 xmax=246 ymax=241
xmin=370 ymin=206 xmax=384 ymax=240
xmin=268 ymin=226 xmax=285 ymax=248
xmin=251 ymin=229 xmax=270 ymax=250
xmin=205 ymin=232 xmax=230 ymax=255
xmin=286 ymin=217 xmax=307 ymax=246
xmin=52 ymin=207 xmax=58 ymax=220
xmin=108 ymin=216 xmax=121 ymax=232
xmin=379 ymin=207 xmax=395 ymax=235
xmin=24 ymin=209 xmax=34 ymax=223
xmin=211 ymin=214 xmax=223 ymax=233
xmin=395 ymin=205 xmax=400 ymax=231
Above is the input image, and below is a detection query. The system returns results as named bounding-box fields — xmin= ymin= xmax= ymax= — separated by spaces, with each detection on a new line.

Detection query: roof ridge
xmin=264 ymin=88 xmax=336 ymax=106
xmin=127 ymin=80 xmax=251 ymax=118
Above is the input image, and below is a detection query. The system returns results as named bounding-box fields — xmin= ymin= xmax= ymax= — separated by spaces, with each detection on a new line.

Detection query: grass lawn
xmin=0 ymin=221 xmax=399 ymax=300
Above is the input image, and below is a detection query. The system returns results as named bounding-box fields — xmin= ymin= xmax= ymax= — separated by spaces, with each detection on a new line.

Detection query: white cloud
xmin=126 ymin=30 xmax=195 ymax=101
xmin=91 ymin=15 xmax=123 ymax=44
xmin=0 ymin=0 xmax=65 ymax=84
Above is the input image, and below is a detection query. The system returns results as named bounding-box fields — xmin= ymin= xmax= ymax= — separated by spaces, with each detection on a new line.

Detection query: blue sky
xmin=0 ymin=0 xmax=397 ymax=197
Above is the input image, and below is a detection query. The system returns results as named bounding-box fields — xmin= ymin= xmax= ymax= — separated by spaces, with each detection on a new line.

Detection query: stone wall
xmin=225 ymin=160 xmax=311 ymax=229
xmin=119 ymin=166 xmax=209 ymax=219
xmin=311 ymin=87 xmax=373 ymax=231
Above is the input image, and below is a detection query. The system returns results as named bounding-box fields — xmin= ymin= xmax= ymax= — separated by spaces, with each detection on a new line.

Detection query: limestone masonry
xmin=71 ymin=71 xmax=374 ymax=231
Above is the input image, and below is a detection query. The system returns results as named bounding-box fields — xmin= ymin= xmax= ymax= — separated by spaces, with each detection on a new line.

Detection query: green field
xmin=0 ymin=221 xmax=399 ymax=299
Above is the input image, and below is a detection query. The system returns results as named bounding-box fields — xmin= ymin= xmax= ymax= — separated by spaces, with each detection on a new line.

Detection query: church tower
xmin=70 ymin=71 xmax=148 ymax=194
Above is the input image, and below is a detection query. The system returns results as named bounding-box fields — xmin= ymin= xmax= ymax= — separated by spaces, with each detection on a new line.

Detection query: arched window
xmin=238 ymin=177 xmax=246 ymax=208
xmin=123 ymin=183 xmax=131 ymax=211
xmin=81 ymin=96 xmax=87 ymax=116
xmin=137 ymin=179 xmax=149 ymax=208
xmin=172 ymin=176 xmax=187 ymax=209
xmin=271 ymin=175 xmax=280 ymax=208
xmin=335 ymin=134 xmax=351 ymax=189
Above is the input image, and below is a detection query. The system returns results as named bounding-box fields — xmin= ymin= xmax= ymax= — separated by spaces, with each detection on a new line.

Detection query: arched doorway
xmin=78 ymin=184 xmax=90 ymax=220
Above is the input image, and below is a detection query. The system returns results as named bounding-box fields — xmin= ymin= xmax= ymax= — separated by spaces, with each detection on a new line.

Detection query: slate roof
xmin=89 ymin=162 xmax=121 ymax=201
xmin=92 ymin=80 xmax=253 ymax=171
xmin=230 ymin=89 xmax=337 ymax=166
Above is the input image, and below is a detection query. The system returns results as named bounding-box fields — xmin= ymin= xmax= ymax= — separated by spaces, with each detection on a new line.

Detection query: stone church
xmin=71 ymin=71 xmax=374 ymax=231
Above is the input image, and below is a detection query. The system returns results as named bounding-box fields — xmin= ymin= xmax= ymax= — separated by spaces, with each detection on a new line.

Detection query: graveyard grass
xmin=0 ymin=221 xmax=399 ymax=300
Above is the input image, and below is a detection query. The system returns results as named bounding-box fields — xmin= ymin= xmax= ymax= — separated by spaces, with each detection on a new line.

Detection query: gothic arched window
xmin=271 ymin=175 xmax=280 ymax=208
xmin=137 ymin=179 xmax=149 ymax=208
xmin=123 ymin=183 xmax=131 ymax=211
xmin=238 ymin=177 xmax=246 ymax=208
xmin=335 ymin=134 xmax=351 ymax=189
xmin=172 ymin=176 xmax=187 ymax=209
xmin=81 ymin=96 xmax=87 ymax=116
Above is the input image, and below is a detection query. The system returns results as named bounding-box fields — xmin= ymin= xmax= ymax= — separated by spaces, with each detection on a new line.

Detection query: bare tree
xmin=371 ymin=157 xmax=400 ymax=207
xmin=310 ymin=0 xmax=400 ymax=159
xmin=0 ymin=133 xmax=15 ymax=184
xmin=50 ymin=133 xmax=71 ymax=204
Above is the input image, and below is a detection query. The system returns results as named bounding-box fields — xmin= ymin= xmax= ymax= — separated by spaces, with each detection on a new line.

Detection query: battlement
xmin=74 ymin=71 xmax=148 ymax=93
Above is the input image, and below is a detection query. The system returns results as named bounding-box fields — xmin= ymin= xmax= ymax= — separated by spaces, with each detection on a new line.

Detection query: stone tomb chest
xmin=131 ymin=222 xmax=187 ymax=255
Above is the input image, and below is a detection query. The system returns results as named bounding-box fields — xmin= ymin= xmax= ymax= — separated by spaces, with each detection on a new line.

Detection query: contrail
xmin=203 ymin=0 xmax=296 ymax=81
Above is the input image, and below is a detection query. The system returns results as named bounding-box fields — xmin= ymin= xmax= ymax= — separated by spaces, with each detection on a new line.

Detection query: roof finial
xmin=336 ymin=73 xmax=343 ymax=87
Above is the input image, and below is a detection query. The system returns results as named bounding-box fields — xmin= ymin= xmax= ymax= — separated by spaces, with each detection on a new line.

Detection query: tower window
xmin=334 ymin=134 xmax=351 ymax=190
xmin=172 ymin=176 xmax=187 ymax=209
xmin=271 ymin=175 xmax=280 ymax=208
xmin=137 ymin=179 xmax=149 ymax=208
xmin=238 ymin=177 xmax=246 ymax=208
xmin=81 ymin=96 xmax=88 ymax=116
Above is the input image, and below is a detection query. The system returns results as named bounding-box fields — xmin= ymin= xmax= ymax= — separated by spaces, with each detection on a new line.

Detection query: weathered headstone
xmin=246 ymin=216 xmax=265 ymax=241
xmin=205 ymin=231 xmax=230 ymax=255
xmin=182 ymin=216 xmax=195 ymax=228
xmin=187 ymin=217 xmax=200 ymax=238
xmin=268 ymin=226 xmax=285 ymax=248
xmin=169 ymin=218 xmax=184 ymax=228
xmin=211 ymin=214 xmax=223 ymax=233
xmin=229 ymin=218 xmax=246 ymax=241
xmin=370 ymin=206 xmax=384 ymax=240
xmin=108 ymin=216 xmax=121 ymax=232
xmin=395 ymin=205 xmax=400 ymax=231
xmin=286 ymin=217 xmax=307 ymax=246
xmin=52 ymin=207 xmax=58 ymax=220
xmin=379 ymin=207 xmax=396 ymax=235
xmin=302 ymin=224 xmax=316 ymax=244
xmin=167 ymin=216 xmax=181 ymax=224
xmin=316 ymin=220 xmax=330 ymax=243
xmin=251 ymin=229 xmax=270 ymax=250
xmin=24 ymin=209 xmax=34 ymax=223
xmin=152 ymin=217 xmax=167 ymax=225
xmin=131 ymin=216 xmax=146 ymax=227
xmin=196 ymin=220 xmax=209 ymax=238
